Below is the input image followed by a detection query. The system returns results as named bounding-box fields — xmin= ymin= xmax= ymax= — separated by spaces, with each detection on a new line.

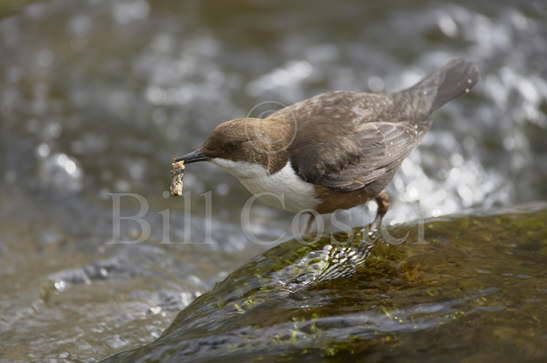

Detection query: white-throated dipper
xmin=175 ymin=59 xmax=479 ymax=232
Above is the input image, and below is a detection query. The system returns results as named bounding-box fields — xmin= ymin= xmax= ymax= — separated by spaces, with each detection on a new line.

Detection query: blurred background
xmin=0 ymin=0 xmax=546 ymax=360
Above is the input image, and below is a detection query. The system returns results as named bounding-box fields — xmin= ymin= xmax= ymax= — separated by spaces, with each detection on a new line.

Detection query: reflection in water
xmin=0 ymin=0 xmax=546 ymax=361
xmin=38 ymin=152 xmax=83 ymax=192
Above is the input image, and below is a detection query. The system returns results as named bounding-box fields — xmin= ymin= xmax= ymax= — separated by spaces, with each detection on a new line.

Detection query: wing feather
xmin=291 ymin=122 xmax=419 ymax=192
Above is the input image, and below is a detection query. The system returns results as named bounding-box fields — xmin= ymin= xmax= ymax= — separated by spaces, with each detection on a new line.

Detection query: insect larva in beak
xmin=170 ymin=160 xmax=185 ymax=196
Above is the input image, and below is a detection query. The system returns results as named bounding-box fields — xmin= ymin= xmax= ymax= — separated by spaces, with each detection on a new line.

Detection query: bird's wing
xmin=290 ymin=121 xmax=420 ymax=192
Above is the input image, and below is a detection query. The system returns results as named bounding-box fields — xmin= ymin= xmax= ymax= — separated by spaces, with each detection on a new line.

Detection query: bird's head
xmin=176 ymin=118 xmax=258 ymax=161
xmin=176 ymin=117 xmax=293 ymax=177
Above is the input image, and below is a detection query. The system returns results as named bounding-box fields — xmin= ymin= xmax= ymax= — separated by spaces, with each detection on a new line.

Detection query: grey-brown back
xmin=266 ymin=59 xmax=479 ymax=192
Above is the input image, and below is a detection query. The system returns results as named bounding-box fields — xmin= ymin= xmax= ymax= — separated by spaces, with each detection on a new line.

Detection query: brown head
xmin=176 ymin=117 xmax=292 ymax=174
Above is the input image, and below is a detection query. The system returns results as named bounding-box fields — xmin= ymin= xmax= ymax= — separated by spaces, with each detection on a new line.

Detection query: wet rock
xmin=103 ymin=204 xmax=547 ymax=362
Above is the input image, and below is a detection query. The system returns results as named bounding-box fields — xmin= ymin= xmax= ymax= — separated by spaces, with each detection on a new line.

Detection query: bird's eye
xmin=224 ymin=141 xmax=237 ymax=150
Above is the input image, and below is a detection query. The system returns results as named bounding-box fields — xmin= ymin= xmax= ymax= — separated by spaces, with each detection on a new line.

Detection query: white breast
xmin=210 ymin=158 xmax=320 ymax=213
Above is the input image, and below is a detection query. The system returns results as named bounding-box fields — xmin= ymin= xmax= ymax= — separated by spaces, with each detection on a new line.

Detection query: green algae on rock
xmin=103 ymin=204 xmax=547 ymax=363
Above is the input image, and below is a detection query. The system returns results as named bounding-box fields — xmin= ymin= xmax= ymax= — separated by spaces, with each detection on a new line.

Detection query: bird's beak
xmin=175 ymin=149 xmax=209 ymax=164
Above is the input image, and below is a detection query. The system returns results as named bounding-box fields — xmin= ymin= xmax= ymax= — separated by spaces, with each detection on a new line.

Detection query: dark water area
xmin=0 ymin=0 xmax=546 ymax=361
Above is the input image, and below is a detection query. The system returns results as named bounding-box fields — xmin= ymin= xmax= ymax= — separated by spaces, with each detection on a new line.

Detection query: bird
xmin=175 ymin=59 xmax=479 ymax=234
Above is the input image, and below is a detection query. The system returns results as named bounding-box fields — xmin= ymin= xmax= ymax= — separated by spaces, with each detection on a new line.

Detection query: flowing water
xmin=0 ymin=0 xmax=546 ymax=361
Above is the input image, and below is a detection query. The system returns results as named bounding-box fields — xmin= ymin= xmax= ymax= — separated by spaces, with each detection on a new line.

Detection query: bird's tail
xmin=394 ymin=59 xmax=479 ymax=119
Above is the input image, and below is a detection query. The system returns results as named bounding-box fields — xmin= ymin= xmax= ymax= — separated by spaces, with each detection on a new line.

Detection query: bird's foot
xmin=370 ymin=216 xmax=382 ymax=233
xmin=363 ymin=220 xmax=382 ymax=244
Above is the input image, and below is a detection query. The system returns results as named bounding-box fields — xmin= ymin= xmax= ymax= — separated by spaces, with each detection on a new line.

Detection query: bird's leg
xmin=304 ymin=212 xmax=316 ymax=236
xmin=371 ymin=191 xmax=390 ymax=231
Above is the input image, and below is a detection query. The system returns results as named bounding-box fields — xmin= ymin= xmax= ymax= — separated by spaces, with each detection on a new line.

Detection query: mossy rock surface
xmin=104 ymin=204 xmax=547 ymax=363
